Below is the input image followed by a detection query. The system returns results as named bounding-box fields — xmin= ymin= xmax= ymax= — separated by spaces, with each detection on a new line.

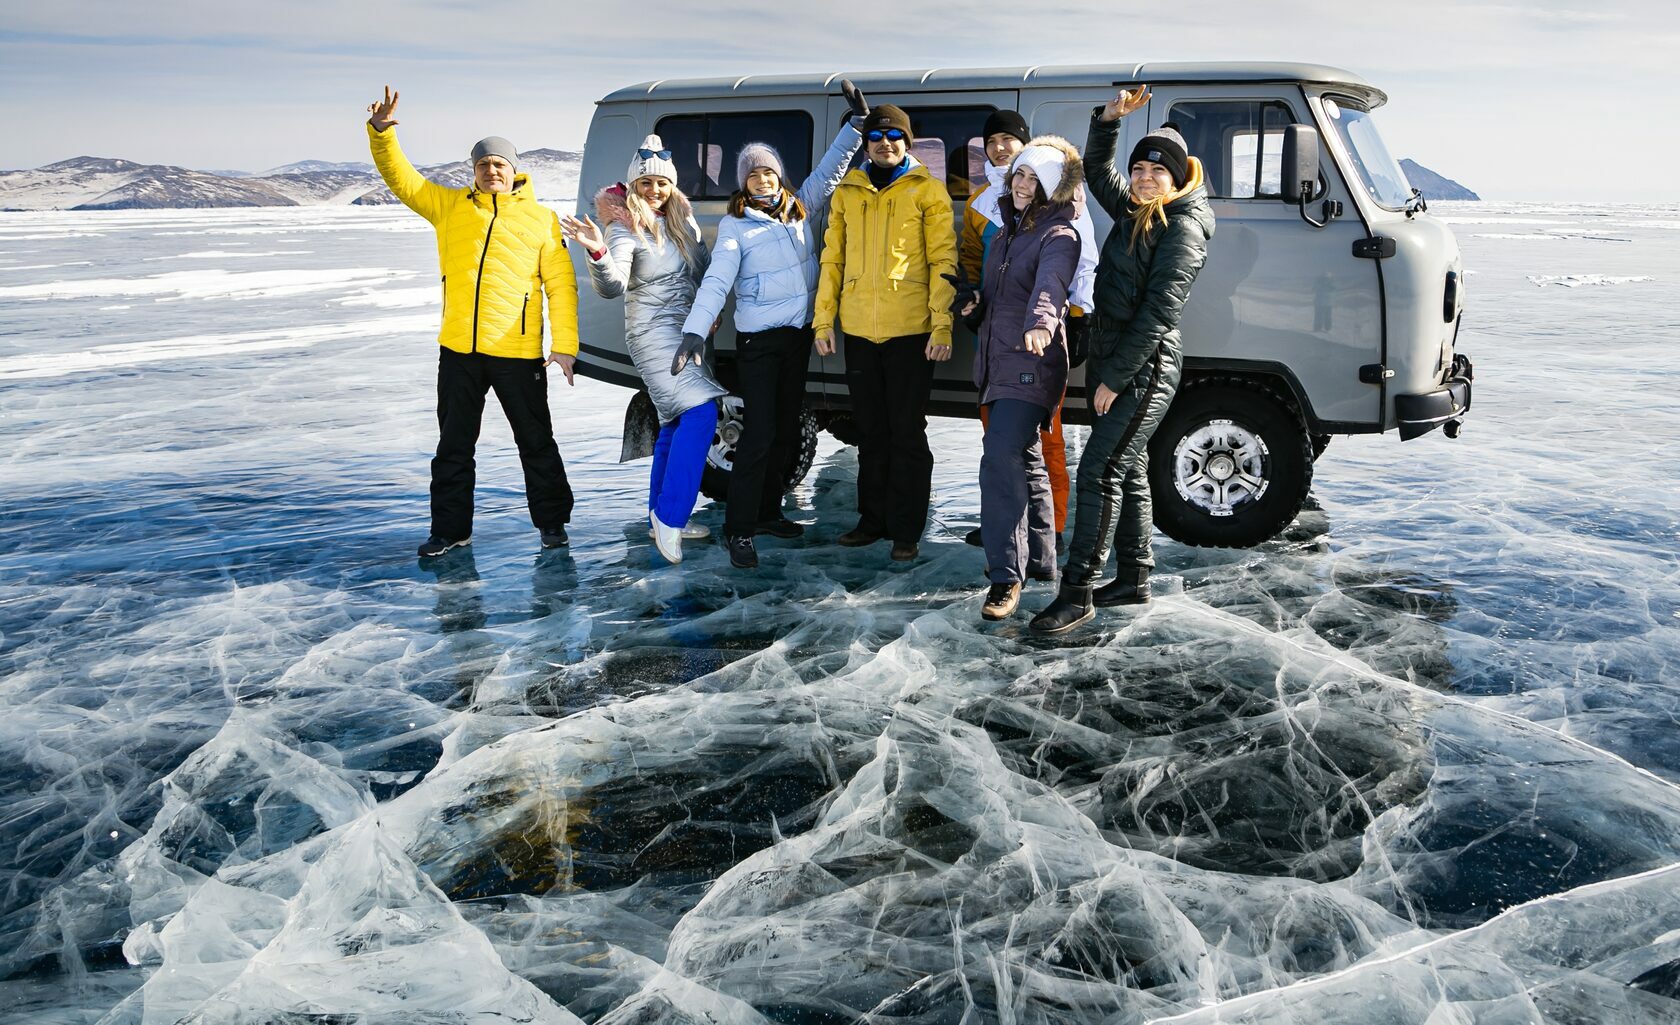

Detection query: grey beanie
xmin=470 ymin=136 xmax=519 ymax=170
xmin=736 ymin=142 xmax=786 ymax=190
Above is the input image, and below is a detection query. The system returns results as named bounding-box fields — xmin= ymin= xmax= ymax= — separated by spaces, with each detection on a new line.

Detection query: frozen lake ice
xmin=1 ymin=201 xmax=1678 ymax=1023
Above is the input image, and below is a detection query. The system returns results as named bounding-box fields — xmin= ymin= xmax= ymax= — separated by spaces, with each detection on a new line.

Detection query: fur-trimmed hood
xmin=593 ymin=181 xmax=695 ymax=230
xmin=1009 ymin=134 xmax=1084 ymax=207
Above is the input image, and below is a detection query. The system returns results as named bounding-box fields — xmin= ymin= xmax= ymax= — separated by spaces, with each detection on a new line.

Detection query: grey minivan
xmin=574 ymin=62 xmax=1473 ymax=548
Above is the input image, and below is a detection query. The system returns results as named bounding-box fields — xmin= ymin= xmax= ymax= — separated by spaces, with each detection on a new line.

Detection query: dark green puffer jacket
xmin=1083 ymin=114 xmax=1216 ymax=394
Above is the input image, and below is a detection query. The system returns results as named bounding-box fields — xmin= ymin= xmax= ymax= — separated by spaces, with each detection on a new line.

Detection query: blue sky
xmin=3 ymin=1 xmax=1676 ymax=200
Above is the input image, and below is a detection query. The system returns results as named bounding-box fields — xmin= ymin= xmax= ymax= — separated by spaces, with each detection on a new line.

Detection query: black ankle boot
xmin=1094 ymin=566 xmax=1151 ymax=607
xmin=1029 ymin=582 xmax=1094 ymax=634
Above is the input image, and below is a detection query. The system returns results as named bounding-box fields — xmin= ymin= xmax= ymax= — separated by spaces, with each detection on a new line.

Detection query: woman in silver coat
xmin=562 ymin=136 xmax=725 ymax=564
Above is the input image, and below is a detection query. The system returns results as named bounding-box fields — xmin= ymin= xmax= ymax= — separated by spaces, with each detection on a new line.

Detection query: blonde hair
xmin=626 ymin=179 xmax=703 ymax=271
xmin=1127 ymin=195 xmax=1171 ymax=251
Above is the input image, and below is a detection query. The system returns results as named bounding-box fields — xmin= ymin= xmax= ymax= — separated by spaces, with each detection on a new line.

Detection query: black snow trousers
xmin=431 ymin=346 xmax=573 ymax=540
xmin=845 ymin=333 xmax=936 ymax=544
xmin=725 ymin=325 xmax=813 ymax=538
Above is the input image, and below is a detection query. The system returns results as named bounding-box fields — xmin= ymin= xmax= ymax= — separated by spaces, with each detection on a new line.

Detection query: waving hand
xmin=1098 ymin=85 xmax=1150 ymax=123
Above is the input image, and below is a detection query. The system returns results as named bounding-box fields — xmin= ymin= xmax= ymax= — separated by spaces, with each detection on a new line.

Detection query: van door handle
xmin=1353 ymin=236 xmax=1397 ymax=259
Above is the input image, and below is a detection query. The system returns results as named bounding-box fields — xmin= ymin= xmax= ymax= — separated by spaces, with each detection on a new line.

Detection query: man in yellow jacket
xmin=813 ymin=104 xmax=956 ymax=562
xmin=366 ymin=87 xmax=580 ymax=558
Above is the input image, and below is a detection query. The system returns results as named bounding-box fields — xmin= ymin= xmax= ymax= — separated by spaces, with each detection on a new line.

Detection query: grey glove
xmin=841 ymin=79 xmax=869 ymax=120
xmin=672 ymin=332 xmax=707 ymax=375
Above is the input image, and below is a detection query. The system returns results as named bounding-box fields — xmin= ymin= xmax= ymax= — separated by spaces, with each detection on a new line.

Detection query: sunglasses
xmin=637 ymin=148 xmax=673 ymax=161
xmin=865 ymin=128 xmax=906 ymax=143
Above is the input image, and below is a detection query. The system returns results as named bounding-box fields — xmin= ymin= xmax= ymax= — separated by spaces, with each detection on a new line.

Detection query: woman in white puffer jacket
xmin=680 ymin=81 xmax=868 ymax=569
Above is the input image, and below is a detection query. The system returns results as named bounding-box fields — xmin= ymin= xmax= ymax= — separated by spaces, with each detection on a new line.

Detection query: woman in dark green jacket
xmin=1031 ymin=87 xmax=1216 ymax=634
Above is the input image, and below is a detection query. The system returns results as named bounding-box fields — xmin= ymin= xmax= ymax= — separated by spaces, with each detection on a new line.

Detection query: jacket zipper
xmin=520 ymin=292 xmax=528 ymax=334
xmin=470 ymin=193 xmax=500 ymax=353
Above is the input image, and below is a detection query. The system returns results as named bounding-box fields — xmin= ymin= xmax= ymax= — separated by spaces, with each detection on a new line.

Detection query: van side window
xmin=655 ymin=111 xmax=814 ymax=199
xmin=1166 ymin=101 xmax=1296 ymax=199
xmin=853 ymin=106 xmax=995 ymax=200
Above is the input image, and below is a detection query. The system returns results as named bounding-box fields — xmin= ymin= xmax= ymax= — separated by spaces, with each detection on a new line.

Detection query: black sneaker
xmin=727 ymin=534 xmax=759 ymax=569
xmin=837 ymin=526 xmax=883 ymax=548
xmin=755 ymin=518 xmax=805 ymax=539
xmin=418 ymin=534 xmax=470 ymax=558
xmin=540 ymin=526 xmax=569 ymax=549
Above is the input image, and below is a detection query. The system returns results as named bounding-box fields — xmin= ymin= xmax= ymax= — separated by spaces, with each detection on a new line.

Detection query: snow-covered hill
xmin=0 ymin=150 xmax=581 ymax=211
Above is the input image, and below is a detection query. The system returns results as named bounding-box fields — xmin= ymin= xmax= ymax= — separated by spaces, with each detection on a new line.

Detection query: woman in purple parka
xmin=963 ymin=135 xmax=1085 ymax=622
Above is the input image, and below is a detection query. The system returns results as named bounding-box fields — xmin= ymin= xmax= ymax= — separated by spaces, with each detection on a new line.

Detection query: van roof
xmin=600 ymin=62 xmax=1386 ymax=108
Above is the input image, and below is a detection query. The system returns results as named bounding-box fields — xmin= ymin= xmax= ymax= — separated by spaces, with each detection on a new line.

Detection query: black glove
xmin=672 ymin=332 xmax=707 ymax=375
xmin=1066 ymin=314 xmax=1091 ymax=369
xmin=941 ymin=271 xmax=985 ymax=333
xmin=841 ymin=79 xmax=869 ymax=120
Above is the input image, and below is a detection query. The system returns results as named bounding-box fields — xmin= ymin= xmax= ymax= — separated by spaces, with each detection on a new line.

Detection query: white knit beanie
xmin=626 ymin=134 xmax=679 ymax=186
xmin=735 ymin=142 xmax=785 ymax=189
xmin=1008 ymin=144 xmax=1067 ymax=199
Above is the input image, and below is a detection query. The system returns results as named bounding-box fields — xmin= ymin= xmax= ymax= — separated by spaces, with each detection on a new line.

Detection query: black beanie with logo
xmin=1128 ymin=122 xmax=1190 ymax=189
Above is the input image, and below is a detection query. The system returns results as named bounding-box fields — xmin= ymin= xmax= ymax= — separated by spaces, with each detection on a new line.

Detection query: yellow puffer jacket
xmin=814 ymin=161 xmax=956 ymax=347
xmin=367 ymin=124 xmax=578 ymax=360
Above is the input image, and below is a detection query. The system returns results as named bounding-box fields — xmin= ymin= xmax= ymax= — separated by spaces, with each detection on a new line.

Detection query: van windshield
xmin=1321 ymin=97 xmax=1413 ymax=210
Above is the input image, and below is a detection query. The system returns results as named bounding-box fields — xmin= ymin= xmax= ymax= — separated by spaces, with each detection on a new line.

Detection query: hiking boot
xmin=981 ymin=581 xmax=1021 ymax=621
xmin=1029 ymin=582 xmax=1095 ymax=634
xmin=837 ymin=526 xmax=883 ymax=548
xmin=649 ymin=512 xmax=683 ymax=565
xmin=540 ymin=526 xmax=569 ymax=549
xmin=755 ymin=518 xmax=805 ymax=539
xmin=890 ymin=541 xmax=919 ymax=562
xmin=418 ymin=534 xmax=470 ymax=558
xmin=1094 ymin=567 xmax=1151 ymax=607
xmin=964 ymin=527 xmax=983 ymax=547
xmin=727 ymin=534 xmax=759 ymax=569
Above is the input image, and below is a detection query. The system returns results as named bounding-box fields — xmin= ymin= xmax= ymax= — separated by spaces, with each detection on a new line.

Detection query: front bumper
xmin=1395 ymin=353 xmax=1474 ymax=441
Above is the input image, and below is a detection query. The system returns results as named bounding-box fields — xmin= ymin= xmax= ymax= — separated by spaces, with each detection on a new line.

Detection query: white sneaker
xmin=648 ymin=523 xmax=710 ymax=540
xmin=650 ymin=511 xmax=684 ymax=564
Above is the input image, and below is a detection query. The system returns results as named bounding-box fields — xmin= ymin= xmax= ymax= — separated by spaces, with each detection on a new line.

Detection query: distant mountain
xmin=0 ymin=149 xmax=581 ymax=211
xmin=1400 ymin=160 xmax=1479 ymax=201
xmin=262 ymin=159 xmax=374 ymax=176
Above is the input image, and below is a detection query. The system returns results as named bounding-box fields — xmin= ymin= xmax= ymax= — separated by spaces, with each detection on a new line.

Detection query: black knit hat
xmin=981 ymin=109 xmax=1030 ymax=146
xmin=1129 ymin=122 xmax=1190 ymax=188
xmin=861 ymin=104 xmax=913 ymax=142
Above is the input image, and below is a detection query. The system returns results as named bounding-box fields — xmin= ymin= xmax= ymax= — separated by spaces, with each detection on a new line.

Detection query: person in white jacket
xmin=679 ymin=82 xmax=868 ymax=569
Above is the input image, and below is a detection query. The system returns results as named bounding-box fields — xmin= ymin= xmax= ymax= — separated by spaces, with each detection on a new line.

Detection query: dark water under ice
xmin=1 ymin=203 xmax=1677 ymax=1023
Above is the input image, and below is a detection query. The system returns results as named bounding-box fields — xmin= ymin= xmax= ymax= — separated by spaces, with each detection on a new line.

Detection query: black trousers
xmin=845 ymin=333 xmax=935 ymax=543
xmin=432 ymin=347 xmax=573 ymax=540
xmin=726 ymin=325 xmax=813 ymax=538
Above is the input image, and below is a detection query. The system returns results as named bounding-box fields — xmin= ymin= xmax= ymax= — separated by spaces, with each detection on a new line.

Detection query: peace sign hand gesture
xmin=368 ymin=86 xmax=400 ymax=132
xmin=1099 ymin=85 xmax=1150 ymax=123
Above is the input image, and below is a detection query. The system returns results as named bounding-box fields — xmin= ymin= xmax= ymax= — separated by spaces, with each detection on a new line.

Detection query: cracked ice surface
xmin=1 ymin=202 xmax=1678 ymax=1023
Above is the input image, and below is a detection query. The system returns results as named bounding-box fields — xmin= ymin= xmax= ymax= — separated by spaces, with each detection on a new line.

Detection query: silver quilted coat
xmin=584 ymin=186 xmax=726 ymax=423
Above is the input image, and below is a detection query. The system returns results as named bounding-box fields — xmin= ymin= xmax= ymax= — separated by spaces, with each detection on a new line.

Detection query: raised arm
xmin=683 ymin=218 xmax=743 ymax=338
xmin=1085 ymin=86 xmax=1151 ymax=220
xmin=365 ymin=86 xmax=450 ymax=224
xmin=795 ymin=120 xmax=863 ymax=215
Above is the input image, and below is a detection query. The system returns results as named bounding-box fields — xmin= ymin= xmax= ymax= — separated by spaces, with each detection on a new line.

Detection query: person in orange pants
xmin=959 ymin=110 xmax=1094 ymax=550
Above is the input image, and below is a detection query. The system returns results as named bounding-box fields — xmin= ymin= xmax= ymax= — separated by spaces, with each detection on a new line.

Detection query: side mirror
xmin=1281 ymin=125 xmax=1319 ymax=204
xmin=1281 ymin=124 xmax=1333 ymax=228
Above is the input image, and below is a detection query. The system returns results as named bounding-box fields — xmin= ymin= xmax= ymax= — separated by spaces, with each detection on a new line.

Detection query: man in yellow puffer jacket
xmin=813 ymin=104 xmax=956 ymax=562
xmin=366 ymin=87 xmax=580 ymax=559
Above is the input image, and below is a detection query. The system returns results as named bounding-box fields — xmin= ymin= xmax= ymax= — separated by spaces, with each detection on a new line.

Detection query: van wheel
xmin=821 ymin=412 xmax=864 ymax=447
xmin=1148 ymin=379 xmax=1313 ymax=548
xmin=699 ymin=397 xmax=820 ymax=501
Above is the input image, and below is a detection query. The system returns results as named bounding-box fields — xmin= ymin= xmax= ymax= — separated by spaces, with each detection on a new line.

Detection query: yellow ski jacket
xmin=367 ymin=123 xmax=578 ymax=360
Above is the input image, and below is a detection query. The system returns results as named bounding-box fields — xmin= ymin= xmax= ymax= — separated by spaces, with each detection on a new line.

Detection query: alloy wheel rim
xmin=1172 ymin=418 xmax=1270 ymax=517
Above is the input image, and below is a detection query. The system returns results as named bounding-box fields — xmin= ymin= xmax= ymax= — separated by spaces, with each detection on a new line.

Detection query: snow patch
xmin=1528 ymin=274 xmax=1655 ymax=288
